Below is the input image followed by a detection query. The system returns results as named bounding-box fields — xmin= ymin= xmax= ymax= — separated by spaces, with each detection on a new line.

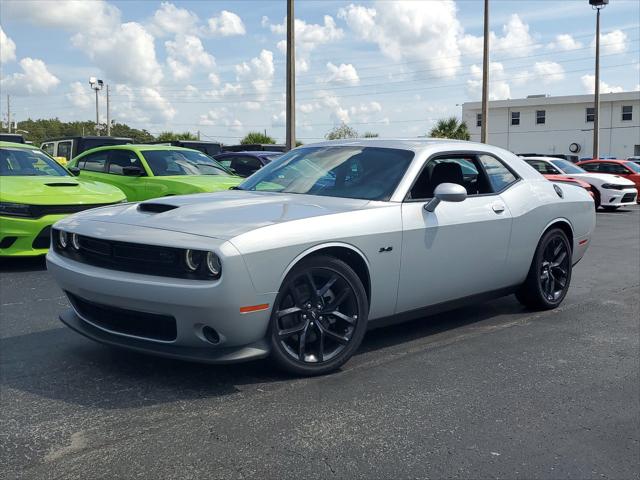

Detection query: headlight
xmin=184 ymin=249 xmax=202 ymax=271
xmin=206 ymin=252 xmax=222 ymax=277
xmin=601 ymin=183 xmax=624 ymax=190
xmin=70 ymin=233 xmax=80 ymax=250
xmin=0 ymin=202 xmax=32 ymax=217
xmin=58 ymin=230 xmax=68 ymax=249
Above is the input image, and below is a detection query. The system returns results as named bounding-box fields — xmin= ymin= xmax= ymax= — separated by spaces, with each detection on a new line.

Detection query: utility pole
xmin=6 ymin=95 xmax=11 ymax=133
xmin=106 ymin=84 xmax=111 ymax=136
xmin=285 ymin=0 xmax=296 ymax=151
xmin=197 ymin=130 xmax=200 ymax=140
xmin=89 ymin=77 xmax=104 ymax=135
xmin=480 ymin=0 xmax=490 ymax=144
xmin=590 ymin=0 xmax=608 ymax=159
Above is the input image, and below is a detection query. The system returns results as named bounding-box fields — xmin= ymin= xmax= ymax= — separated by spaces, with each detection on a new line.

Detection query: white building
xmin=462 ymin=91 xmax=640 ymax=159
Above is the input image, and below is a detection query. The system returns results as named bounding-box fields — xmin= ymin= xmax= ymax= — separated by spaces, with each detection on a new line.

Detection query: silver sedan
xmin=47 ymin=139 xmax=595 ymax=375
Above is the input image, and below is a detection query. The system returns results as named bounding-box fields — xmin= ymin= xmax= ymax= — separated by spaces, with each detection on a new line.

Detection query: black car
xmin=147 ymin=140 xmax=222 ymax=157
xmin=213 ymin=151 xmax=283 ymax=177
xmin=0 ymin=133 xmax=25 ymax=143
xmin=221 ymin=144 xmax=287 ymax=153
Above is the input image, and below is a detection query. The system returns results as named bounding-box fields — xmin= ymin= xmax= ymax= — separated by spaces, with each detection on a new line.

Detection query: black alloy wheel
xmin=516 ymin=228 xmax=572 ymax=310
xmin=269 ymin=256 xmax=368 ymax=375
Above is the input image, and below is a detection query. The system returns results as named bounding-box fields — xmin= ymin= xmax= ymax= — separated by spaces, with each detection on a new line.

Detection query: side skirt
xmin=367 ymin=286 xmax=518 ymax=330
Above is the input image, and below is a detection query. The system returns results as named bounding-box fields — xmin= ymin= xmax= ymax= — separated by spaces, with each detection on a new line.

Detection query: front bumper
xmin=0 ymin=214 xmax=66 ymax=256
xmin=47 ymin=247 xmax=277 ymax=363
xmin=599 ymin=188 xmax=637 ymax=206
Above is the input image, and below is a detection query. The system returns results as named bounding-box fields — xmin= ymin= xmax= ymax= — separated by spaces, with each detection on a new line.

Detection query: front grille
xmin=621 ymin=193 xmax=636 ymax=203
xmin=17 ymin=203 xmax=117 ymax=219
xmin=32 ymin=226 xmax=52 ymax=249
xmin=67 ymin=292 xmax=177 ymax=342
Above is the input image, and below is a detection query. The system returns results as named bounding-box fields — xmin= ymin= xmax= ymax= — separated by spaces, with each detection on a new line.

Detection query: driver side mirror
xmin=68 ymin=167 xmax=80 ymax=176
xmin=122 ymin=166 xmax=144 ymax=177
xmin=424 ymin=183 xmax=467 ymax=212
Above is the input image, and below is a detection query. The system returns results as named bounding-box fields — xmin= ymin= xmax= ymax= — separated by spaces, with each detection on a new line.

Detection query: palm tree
xmin=428 ymin=117 xmax=470 ymax=141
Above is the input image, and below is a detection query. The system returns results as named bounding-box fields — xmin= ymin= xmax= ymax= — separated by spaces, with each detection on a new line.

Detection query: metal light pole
xmin=590 ymin=0 xmax=608 ymax=160
xmin=480 ymin=0 xmax=490 ymax=144
xmin=285 ymin=0 xmax=296 ymax=151
xmin=106 ymin=84 xmax=111 ymax=136
xmin=89 ymin=77 xmax=104 ymax=135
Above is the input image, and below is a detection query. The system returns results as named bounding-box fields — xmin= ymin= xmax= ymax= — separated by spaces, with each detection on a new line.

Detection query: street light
xmin=589 ymin=0 xmax=608 ymax=160
xmin=89 ymin=77 xmax=104 ymax=135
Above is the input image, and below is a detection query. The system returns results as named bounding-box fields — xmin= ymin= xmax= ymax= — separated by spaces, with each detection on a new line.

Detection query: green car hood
xmin=151 ymin=175 xmax=243 ymax=192
xmin=0 ymin=176 xmax=126 ymax=205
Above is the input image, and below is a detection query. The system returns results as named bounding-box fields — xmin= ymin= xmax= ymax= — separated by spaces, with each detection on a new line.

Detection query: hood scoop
xmin=45 ymin=182 xmax=80 ymax=187
xmin=138 ymin=203 xmax=179 ymax=213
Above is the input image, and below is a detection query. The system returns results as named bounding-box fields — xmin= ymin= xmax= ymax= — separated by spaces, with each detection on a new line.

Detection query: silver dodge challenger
xmin=47 ymin=139 xmax=595 ymax=375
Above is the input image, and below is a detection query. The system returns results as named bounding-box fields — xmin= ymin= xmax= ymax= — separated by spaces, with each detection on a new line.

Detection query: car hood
xmin=0 ymin=176 xmax=126 ymax=204
xmin=567 ymin=173 xmax=636 ymax=185
xmin=66 ymin=190 xmax=375 ymax=239
xmin=150 ymin=175 xmax=242 ymax=190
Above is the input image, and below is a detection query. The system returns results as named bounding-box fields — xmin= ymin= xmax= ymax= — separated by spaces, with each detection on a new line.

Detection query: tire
xmin=516 ymin=228 xmax=572 ymax=310
xmin=602 ymin=206 xmax=619 ymax=211
xmin=269 ymin=255 xmax=368 ymax=376
xmin=593 ymin=189 xmax=601 ymax=209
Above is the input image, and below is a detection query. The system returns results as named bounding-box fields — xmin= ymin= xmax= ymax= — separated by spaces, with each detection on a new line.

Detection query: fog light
xmin=58 ymin=230 xmax=68 ymax=249
xmin=202 ymin=326 xmax=220 ymax=344
xmin=71 ymin=233 xmax=80 ymax=250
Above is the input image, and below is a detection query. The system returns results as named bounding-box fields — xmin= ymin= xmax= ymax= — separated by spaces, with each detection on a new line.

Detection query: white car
xmin=524 ymin=157 xmax=638 ymax=211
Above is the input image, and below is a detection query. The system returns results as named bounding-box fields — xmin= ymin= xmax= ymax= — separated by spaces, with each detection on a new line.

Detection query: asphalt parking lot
xmin=1 ymin=206 xmax=638 ymax=480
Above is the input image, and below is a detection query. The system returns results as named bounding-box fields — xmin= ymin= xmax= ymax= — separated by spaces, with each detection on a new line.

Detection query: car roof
xmin=522 ymin=156 xmax=560 ymax=162
xmin=216 ymin=150 xmax=283 ymax=156
xmin=77 ymin=144 xmax=207 ymax=154
xmin=577 ymin=159 xmax=626 ymax=163
xmin=0 ymin=141 xmax=38 ymax=150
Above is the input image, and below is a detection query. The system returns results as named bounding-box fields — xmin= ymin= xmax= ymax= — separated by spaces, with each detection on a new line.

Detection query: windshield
xmin=624 ymin=161 xmax=640 ymax=173
xmin=550 ymin=159 xmax=586 ymax=174
xmin=0 ymin=147 xmax=70 ymax=177
xmin=142 ymin=150 xmax=232 ymax=176
xmin=239 ymin=146 xmax=414 ymax=201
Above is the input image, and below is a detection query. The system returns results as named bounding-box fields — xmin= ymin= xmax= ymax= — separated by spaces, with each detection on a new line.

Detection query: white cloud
xmin=339 ymin=1 xmax=461 ymax=78
xmin=149 ymin=2 xmax=199 ymax=37
xmin=350 ymin=101 xmax=382 ymax=116
xmin=73 ymin=22 xmax=164 ymax=86
xmin=208 ymin=11 xmax=246 ymax=36
xmin=0 ymin=27 xmax=16 ymax=63
xmin=317 ymin=91 xmax=351 ymax=124
xmin=199 ymin=108 xmax=242 ymax=134
xmin=111 ymin=84 xmax=175 ymax=124
xmin=467 ymin=62 xmax=510 ymax=100
xmin=1 ymin=58 xmax=60 ymax=95
xmin=548 ymin=34 xmax=583 ymax=51
xmin=66 ymin=81 xmax=93 ymax=108
xmin=272 ymin=110 xmax=286 ymax=127
xmin=580 ymin=74 xmax=624 ymax=94
xmin=460 ymin=14 xmax=536 ymax=59
xmin=532 ymin=61 xmax=565 ymax=84
xmin=165 ymin=34 xmax=215 ymax=80
xmin=235 ymin=49 xmax=274 ymax=99
xmin=270 ymin=15 xmax=343 ymax=72
xmin=325 ymin=62 xmax=360 ymax=86
xmin=593 ymin=29 xmax=628 ymax=55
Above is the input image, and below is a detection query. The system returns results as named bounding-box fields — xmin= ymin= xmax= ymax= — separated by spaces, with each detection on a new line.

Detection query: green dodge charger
xmin=0 ymin=142 xmax=126 ymax=257
xmin=69 ymin=145 xmax=242 ymax=201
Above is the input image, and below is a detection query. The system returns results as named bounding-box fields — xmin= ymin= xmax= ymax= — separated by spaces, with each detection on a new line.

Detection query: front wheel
xmin=516 ymin=228 xmax=572 ymax=310
xmin=269 ymin=255 xmax=368 ymax=376
xmin=601 ymin=206 xmax=619 ymax=211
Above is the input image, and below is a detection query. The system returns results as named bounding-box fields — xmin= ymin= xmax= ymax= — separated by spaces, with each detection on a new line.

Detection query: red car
xmin=576 ymin=159 xmax=640 ymax=196
xmin=544 ymin=174 xmax=595 ymax=199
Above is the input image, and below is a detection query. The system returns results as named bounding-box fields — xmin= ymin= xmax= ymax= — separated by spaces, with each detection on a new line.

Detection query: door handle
xmin=492 ymin=203 xmax=505 ymax=213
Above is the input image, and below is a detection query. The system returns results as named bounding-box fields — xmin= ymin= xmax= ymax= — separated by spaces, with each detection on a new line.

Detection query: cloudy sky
xmin=1 ymin=0 xmax=638 ymax=142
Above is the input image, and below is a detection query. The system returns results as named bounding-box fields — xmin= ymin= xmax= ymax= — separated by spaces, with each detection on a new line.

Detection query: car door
xmin=105 ymin=149 xmax=148 ymax=201
xmin=397 ymin=152 xmax=517 ymax=312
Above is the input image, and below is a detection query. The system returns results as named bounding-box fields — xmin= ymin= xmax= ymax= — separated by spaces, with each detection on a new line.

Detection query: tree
xmin=240 ymin=131 xmax=276 ymax=145
xmin=363 ymin=132 xmax=379 ymax=138
xmin=156 ymin=131 xmax=198 ymax=141
xmin=325 ymin=123 xmax=358 ymax=140
xmin=428 ymin=117 xmax=470 ymax=141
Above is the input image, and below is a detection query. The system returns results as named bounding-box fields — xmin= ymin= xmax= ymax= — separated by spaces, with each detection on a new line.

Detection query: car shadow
xmin=0 ymin=256 xmax=47 ymax=272
xmin=0 ymin=296 xmax=524 ymax=410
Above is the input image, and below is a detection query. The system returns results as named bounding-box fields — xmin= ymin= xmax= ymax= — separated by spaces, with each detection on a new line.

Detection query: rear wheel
xmin=269 ymin=256 xmax=368 ymax=376
xmin=516 ymin=228 xmax=572 ymax=310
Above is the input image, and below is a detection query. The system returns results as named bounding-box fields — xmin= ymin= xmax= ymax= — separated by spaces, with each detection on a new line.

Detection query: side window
xmin=216 ymin=157 xmax=232 ymax=169
xmin=41 ymin=142 xmax=54 ymax=155
xmin=600 ymin=162 xmax=627 ymax=174
xmin=528 ymin=160 xmax=559 ymax=175
xmin=57 ymin=141 xmax=73 ymax=161
xmin=80 ymin=151 xmax=108 ymax=172
xmin=580 ymin=163 xmax=600 ymax=172
xmin=230 ymin=156 xmax=262 ymax=177
xmin=108 ymin=150 xmax=142 ymax=175
xmin=409 ymin=156 xmax=491 ymax=200
xmin=478 ymin=155 xmax=518 ymax=192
